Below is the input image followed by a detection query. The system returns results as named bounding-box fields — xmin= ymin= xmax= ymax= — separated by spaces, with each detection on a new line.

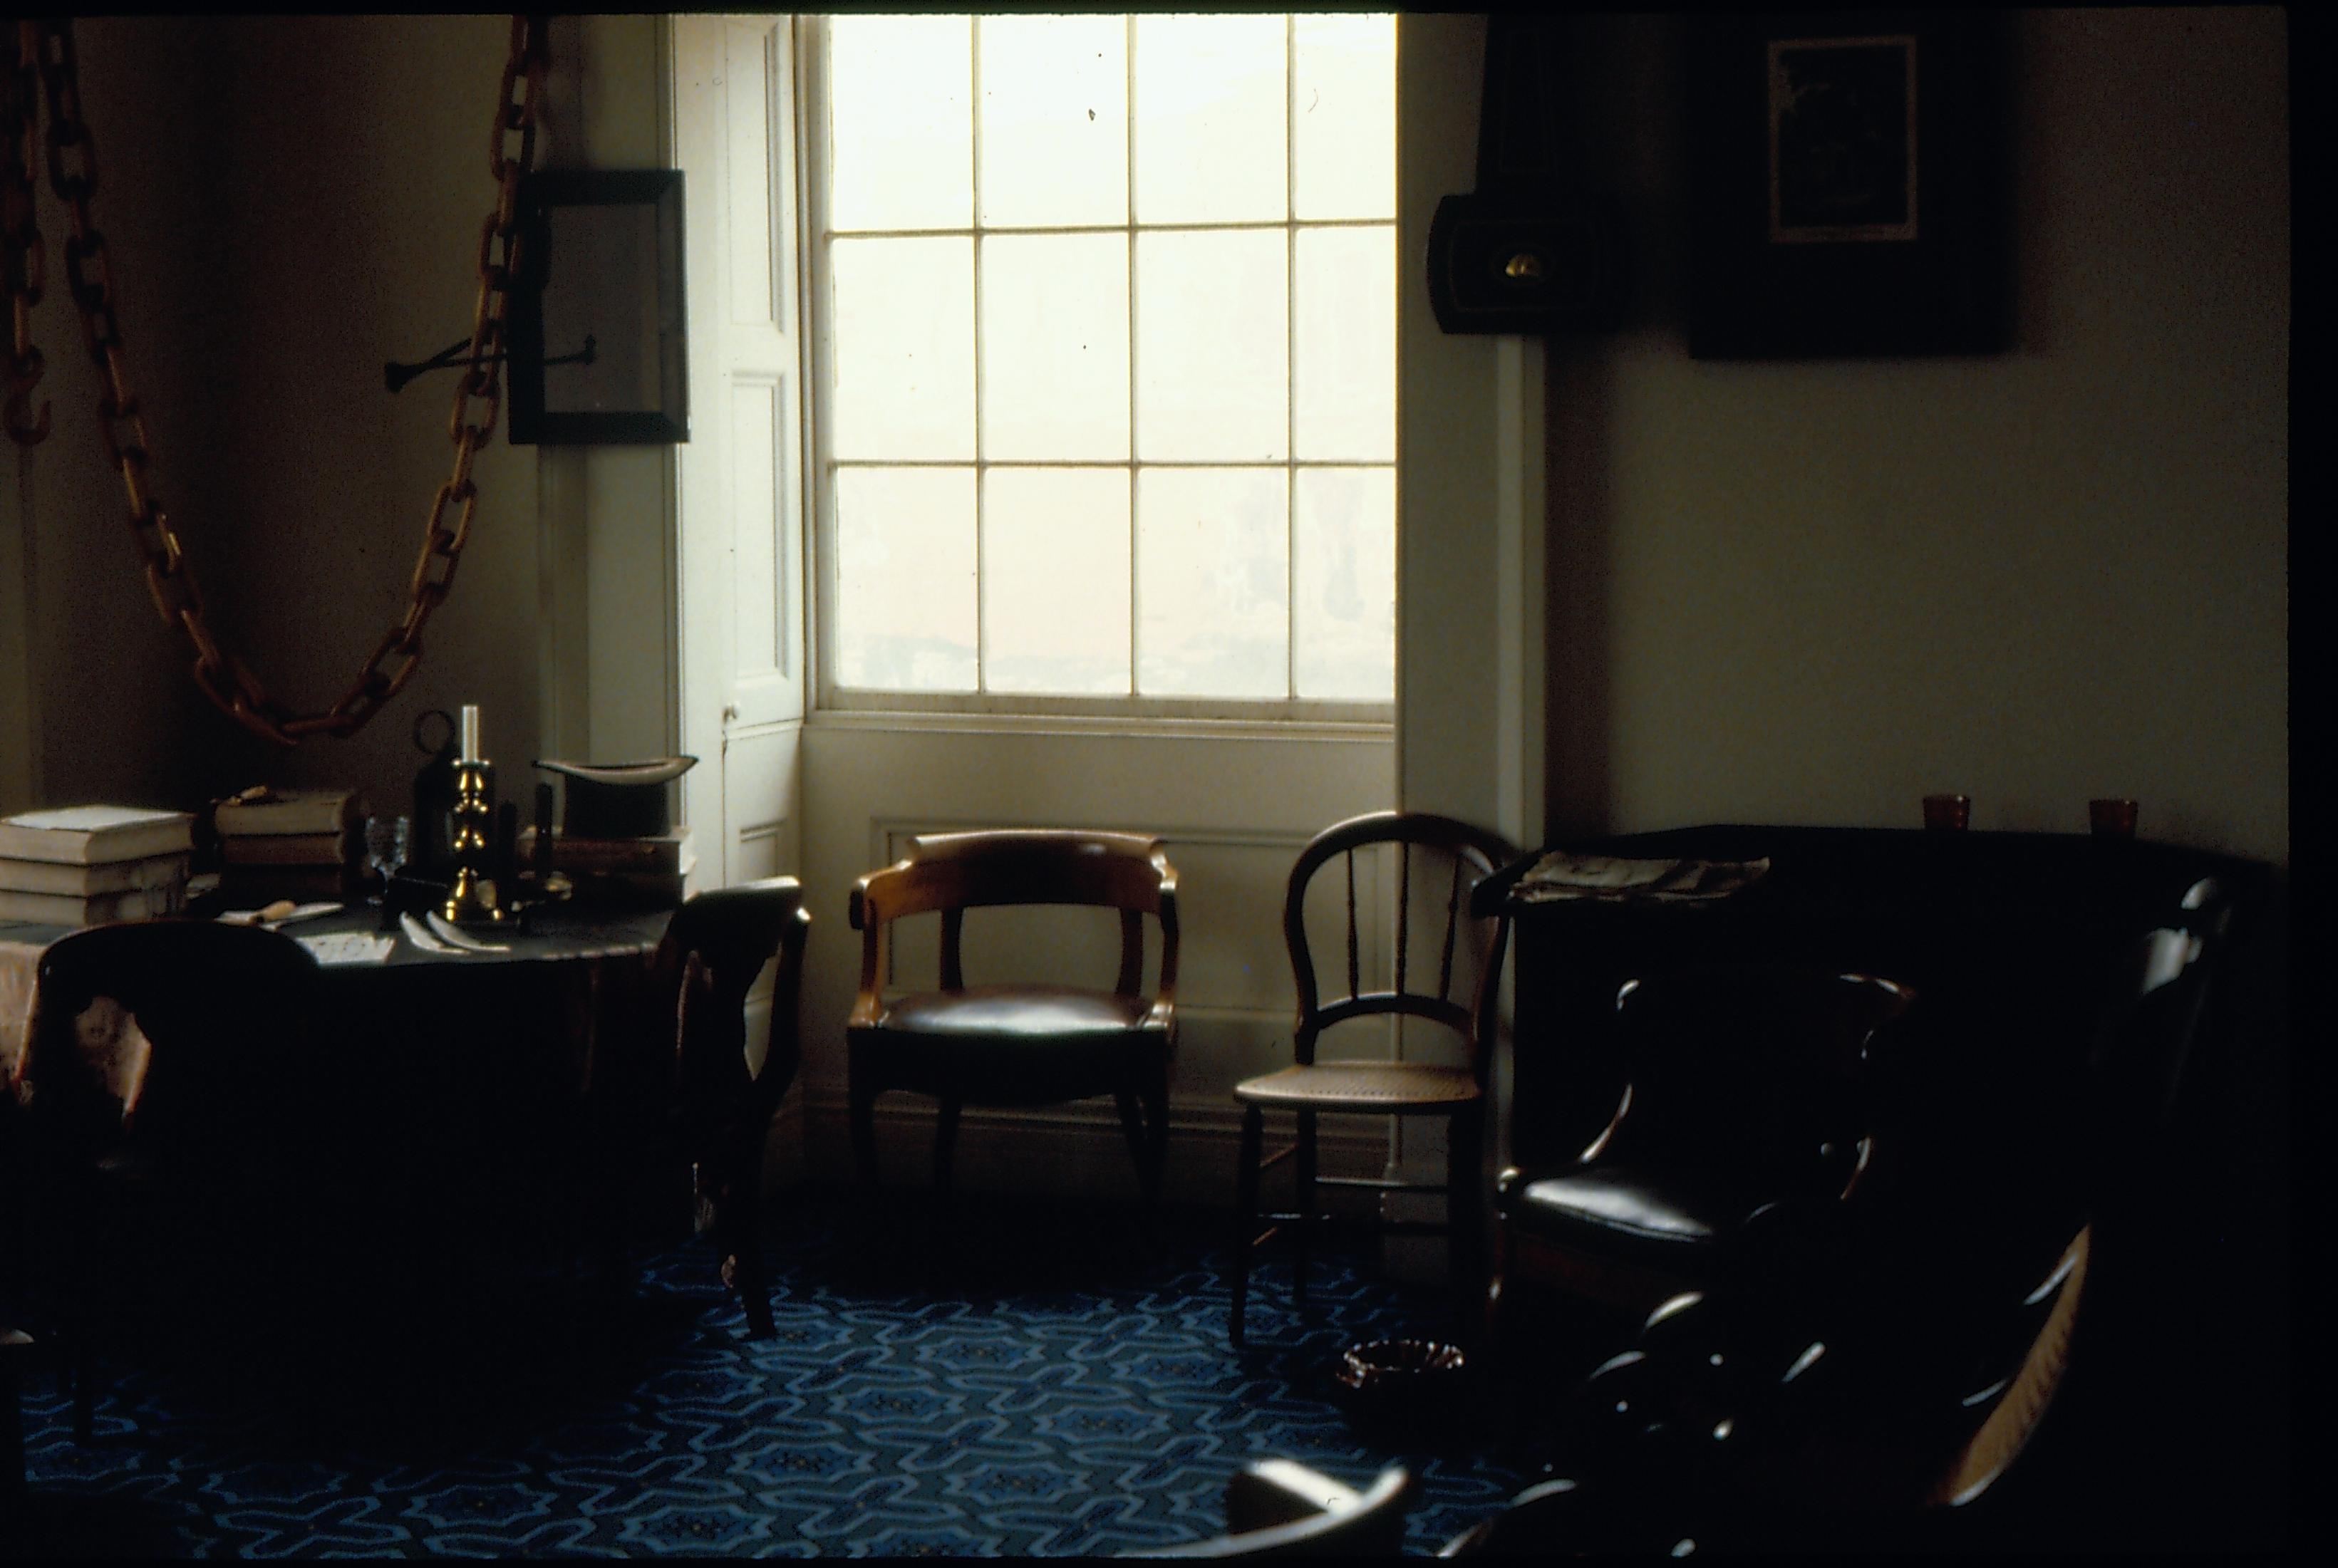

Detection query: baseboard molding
xmin=770 ymin=1088 xmax=1394 ymax=1211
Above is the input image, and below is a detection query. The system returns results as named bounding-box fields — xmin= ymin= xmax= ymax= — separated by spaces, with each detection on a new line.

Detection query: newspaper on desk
xmin=1511 ymin=853 xmax=1771 ymax=904
xmin=297 ymin=930 xmax=395 ymax=966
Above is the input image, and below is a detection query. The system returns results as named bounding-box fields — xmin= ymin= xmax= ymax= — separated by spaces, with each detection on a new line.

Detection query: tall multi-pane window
xmin=808 ymin=14 xmax=1397 ymax=713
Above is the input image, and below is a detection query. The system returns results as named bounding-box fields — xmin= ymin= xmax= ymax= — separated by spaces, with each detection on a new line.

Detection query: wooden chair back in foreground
xmin=1230 ymin=811 xmax=1514 ymax=1345
xmin=644 ymin=876 xmax=810 ymax=1339
xmin=1133 ymin=1460 xmax=1414 ymax=1558
xmin=13 ymin=920 xmax=320 ymax=1439
xmin=847 ymin=830 xmax=1179 ymax=1213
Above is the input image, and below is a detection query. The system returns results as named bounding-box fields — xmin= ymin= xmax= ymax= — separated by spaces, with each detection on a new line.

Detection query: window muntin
xmin=811 ymin=14 xmax=1395 ymax=715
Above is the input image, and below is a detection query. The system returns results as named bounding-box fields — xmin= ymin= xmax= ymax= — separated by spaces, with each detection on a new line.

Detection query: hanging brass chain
xmin=1 ymin=21 xmax=46 ymax=446
xmin=26 ymin=14 xmax=549 ymax=746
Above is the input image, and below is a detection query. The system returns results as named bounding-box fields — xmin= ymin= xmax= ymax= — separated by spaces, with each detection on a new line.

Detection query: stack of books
xmin=517 ymin=826 xmax=694 ymax=907
xmin=0 ymin=805 xmax=197 ymax=925
xmin=214 ymin=788 xmax=362 ymax=904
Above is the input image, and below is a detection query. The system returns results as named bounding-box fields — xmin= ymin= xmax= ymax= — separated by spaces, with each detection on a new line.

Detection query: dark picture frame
xmin=1687 ymin=11 xmax=2009 ymax=358
xmin=508 ymin=170 xmax=690 ymax=444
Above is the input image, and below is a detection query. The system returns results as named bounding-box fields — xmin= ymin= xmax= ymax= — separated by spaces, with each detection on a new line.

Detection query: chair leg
xmin=1116 ymin=1069 xmax=1170 ymax=1222
xmin=71 ymin=1334 xmax=95 ymax=1443
xmin=933 ymin=1095 xmax=963 ymax=1197
xmin=1113 ymin=1087 xmax=1152 ymax=1211
xmin=1448 ymin=1106 xmax=1486 ymax=1328
xmin=1144 ymin=1060 xmax=1171 ymax=1215
xmin=1231 ymin=1105 xmax=1264 ymax=1347
xmin=712 ymin=1140 xmax=775 ymax=1341
xmin=849 ymin=1072 xmax=881 ymax=1190
xmin=1293 ymin=1108 xmax=1318 ymax=1314
xmin=1 ymin=1328 xmax=24 ymax=1500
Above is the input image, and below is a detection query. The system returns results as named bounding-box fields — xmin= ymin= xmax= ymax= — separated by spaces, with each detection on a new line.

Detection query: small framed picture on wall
xmin=1687 ymin=11 xmax=2009 ymax=358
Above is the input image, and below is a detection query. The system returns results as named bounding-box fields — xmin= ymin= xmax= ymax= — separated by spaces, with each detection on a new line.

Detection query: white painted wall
xmin=1541 ymin=9 xmax=2287 ymax=867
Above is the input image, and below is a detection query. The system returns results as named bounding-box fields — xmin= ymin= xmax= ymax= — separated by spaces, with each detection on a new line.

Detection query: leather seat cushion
xmin=853 ymin=987 xmax=1165 ymax=1105
xmin=878 ymin=986 xmax=1153 ymax=1038
xmin=1233 ymin=1061 xmax=1479 ymax=1111
xmin=1500 ymin=1165 xmax=1757 ymax=1255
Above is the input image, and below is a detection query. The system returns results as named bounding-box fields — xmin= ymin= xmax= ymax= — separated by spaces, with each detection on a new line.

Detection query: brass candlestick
xmin=441 ymin=705 xmax=510 ymax=927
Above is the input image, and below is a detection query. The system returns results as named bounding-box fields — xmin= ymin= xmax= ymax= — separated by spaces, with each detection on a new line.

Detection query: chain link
xmin=2 ymin=21 xmax=47 ymax=445
xmin=21 ymin=15 xmax=549 ymax=745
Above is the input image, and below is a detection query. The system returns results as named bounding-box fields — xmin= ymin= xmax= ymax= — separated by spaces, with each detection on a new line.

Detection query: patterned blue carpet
xmin=14 ymin=1188 xmax=1529 ymax=1557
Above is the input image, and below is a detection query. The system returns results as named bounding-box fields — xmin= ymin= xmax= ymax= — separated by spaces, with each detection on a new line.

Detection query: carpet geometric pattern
xmin=16 ymin=1188 xmax=1528 ymax=1556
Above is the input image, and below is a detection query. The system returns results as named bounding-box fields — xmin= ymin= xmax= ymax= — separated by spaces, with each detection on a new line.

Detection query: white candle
xmin=459 ymin=704 xmax=481 ymax=763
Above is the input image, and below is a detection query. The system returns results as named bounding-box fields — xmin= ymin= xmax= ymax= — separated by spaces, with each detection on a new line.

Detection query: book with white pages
xmin=0 ymin=806 xmax=195 ymax=866
xmin=0 ymin=851 xmax=190 ymax=898
xmin=0 ymin=881 xmax=186 ymax=925
xmin=214 ymin=788 xmax=361 ymax=837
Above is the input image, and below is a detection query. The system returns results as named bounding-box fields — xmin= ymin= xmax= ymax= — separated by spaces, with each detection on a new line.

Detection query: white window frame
xmin=797 ymin=13 xmax=1398 ymax=730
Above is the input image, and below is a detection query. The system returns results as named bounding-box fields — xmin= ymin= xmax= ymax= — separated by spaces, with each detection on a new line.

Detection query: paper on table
xmin=426 ymin=910 xmax=512 ymax=954
xmin=398 ymin=912 xmax=459 ymax=955
xmin=1511 ymin=853 xmax=1771 ymax=904
xmin=217 ymin=901 xmax=343 ymax=929
xmin=297 ymin=931 xmax=394 ymax=967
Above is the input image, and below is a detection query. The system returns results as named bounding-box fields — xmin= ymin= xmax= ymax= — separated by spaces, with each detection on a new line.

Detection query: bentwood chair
xmin=11 ymin=920 xmax=320 ymax=1439
xmin=847 ymin=830 xmax=1179 ymax=1213
xmin=1229 ymin=811 xmax=1514 ymax=1346
xmin=633 ymin=876 xmax=811 ymax=1339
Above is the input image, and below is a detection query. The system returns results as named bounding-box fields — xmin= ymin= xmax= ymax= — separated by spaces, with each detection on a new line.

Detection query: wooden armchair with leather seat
xmin=847 ymin=830 xmax=1178 ymax=1214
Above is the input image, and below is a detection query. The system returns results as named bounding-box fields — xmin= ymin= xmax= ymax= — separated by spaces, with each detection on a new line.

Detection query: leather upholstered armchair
xmin=847 ymin=829 xmax=1178 ymax=1213
xmin=1490 ymin=967 xmax=1916 ymax=1346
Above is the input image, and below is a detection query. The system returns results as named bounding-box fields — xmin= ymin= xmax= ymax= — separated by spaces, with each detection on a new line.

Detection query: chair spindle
xmin=1437 ymin=853 xmax=1464 ymax=1004
xmin=1395 ymin=842 xmax=1411 ymax=1000
xmin=1345 ymin=848 xmax=1360 ymax=1001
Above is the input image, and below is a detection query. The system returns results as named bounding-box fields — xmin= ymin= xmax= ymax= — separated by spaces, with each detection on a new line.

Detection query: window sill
xmin=805 ymin=705 xmax=1395 ymax=745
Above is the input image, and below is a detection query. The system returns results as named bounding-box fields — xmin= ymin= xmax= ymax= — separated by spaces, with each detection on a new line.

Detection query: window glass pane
xmin=834 ymin=467 xmax=978 ymax=692
xmin=1134 ymin=229 xmax=1286 ymax=462
xmin=1132 ymin=15 xmax=1287 ymax=224
xmin=984 ymin=468 xmax=1132 ymax=695
xmin=1294 ymin=467 xmax=1395 ymax=701
xmin=981 ymin=234 xmax=1129 ymax=462
xmin=829 ymin=236 xmax=975 ymax=460
xmin=1137 ymin=467 xmax=1288 ymax=698
xmin=827 ymin=16 xmax=972 ymax=232
xmin=1293 ymin=225 xmax=1395 ymax=462
xmin=1291 ymin=14 xmax=1395 ymax=220
xmin=978 ymin=16 xmax=1127 ymax=228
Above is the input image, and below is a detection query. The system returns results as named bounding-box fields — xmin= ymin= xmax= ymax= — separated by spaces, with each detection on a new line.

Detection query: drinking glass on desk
xmin=363 ymin=815 xmax=410 ymax=904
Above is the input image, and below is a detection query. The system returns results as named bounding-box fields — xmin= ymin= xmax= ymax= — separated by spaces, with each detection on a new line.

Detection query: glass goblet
xmin=364 ymin=814 xmax=411 ymax=905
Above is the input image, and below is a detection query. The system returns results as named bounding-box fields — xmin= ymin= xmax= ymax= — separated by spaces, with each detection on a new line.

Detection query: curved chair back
xmin=1283 ymin=811 xmax=1514 ymax=1077
xmin=1591 ymin=969 xmax=1915 ymax=1184
xmin=21 ymin=920 xmax=320 ymax=1141
xmin=2087 ymin=876 xmax=2226 ymax=1138
xmin=1142 ymin=1463 xmax=1413 ymax=1558
xmin=850 ymin=829 xmax=1179 ymax=1006
xmin=654 ymin=876 xmax=812 ymax=1126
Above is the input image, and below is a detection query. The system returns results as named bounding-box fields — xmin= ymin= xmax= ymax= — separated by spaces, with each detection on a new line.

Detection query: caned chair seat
xmin=1233 ymin=1061 xmax=1479 ymax=1112
xmin=1229 ymin=811 xmax=1515 ymax=1346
